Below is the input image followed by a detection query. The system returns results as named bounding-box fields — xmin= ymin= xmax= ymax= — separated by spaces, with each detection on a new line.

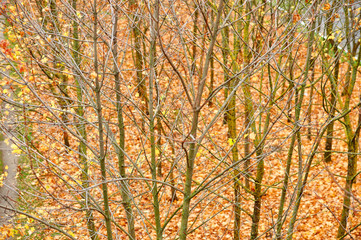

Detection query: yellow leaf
xmin=68 ymin=231 xmax=75 ymax=237
xmin=228 ymin=138 xmax=235 ymax=146
xmin=12 ymin=148 xmax=22 ymax=155
xmin=328 ymin=34 xmax=335 ymax=40
xmin=9 ymin=229 xmax=15 ymax=237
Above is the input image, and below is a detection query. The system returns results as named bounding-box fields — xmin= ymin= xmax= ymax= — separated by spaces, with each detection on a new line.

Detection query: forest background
xmin=0 ymin=0 xmax=361 ymax=239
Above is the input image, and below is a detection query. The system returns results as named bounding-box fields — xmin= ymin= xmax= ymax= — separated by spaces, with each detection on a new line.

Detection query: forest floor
xmin=1 ymin=3 xmax=361 ymax=239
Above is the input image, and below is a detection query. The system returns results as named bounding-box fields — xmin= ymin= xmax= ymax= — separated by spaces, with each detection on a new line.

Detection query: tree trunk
xmin=113 ymin=2 xmax=136 ymax=239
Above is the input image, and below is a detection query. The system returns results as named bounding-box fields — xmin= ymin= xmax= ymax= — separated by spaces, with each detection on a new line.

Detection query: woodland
xmin=0 ymin=0 xmax=361 ymax=239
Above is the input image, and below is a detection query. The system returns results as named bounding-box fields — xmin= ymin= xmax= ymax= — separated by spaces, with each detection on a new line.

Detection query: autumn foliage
xmin=0 ymin=0 xmax=361 ymax=239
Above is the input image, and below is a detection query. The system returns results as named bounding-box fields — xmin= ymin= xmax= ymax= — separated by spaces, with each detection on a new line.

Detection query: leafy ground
xmin=0 ymin=1 xmax=360 ymax=239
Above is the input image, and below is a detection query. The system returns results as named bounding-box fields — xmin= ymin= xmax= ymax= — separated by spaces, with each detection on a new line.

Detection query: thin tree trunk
xmin=275 ymin=131 xmax=297 ymax=240
xmin=285 ymin=0 xmax=295 ymax=122
xmin=209 ymin=52 xmax=214 ymax=107
xmin=250 ymin=96 xmax=272 ymax=240
xmin=220 ymin=3 xmax=241 ymax=238
xmin=156 ymin=118 xmax=163 ymax=177
xmin=229 ymin=4 xmax=244 ymax=237
xmin=323 ymin=60 xmax=339 ymax=162
xmin=169 ymin=140 xmax=178 ymax=202
xmin=149 ymin=1 xmax=162 ymax=238
xmin=178 ymin=1 xmax=224 ymax=238
xmin=285 ymin=2 xmax=318 ymax=237
xmin=49 ymin=0 xmax=70 ymax=148
xmin=227 ymin=77 xmax=241 ymax=240
xmin=93 ymin=2 xmax=113 ymax=238
xmin=250 ymin=152 xmax=265 ymax=240
xmin=221 ymin=7 xmax=230 ymax=125
xmin=275 ymin=42 xmax=313 ymax=240
xmin=249 ymin=65 xmax=273 ymax=240
xmin=130 ymin=0 xmax=148 ymax=113
xmin=71 ymin=0 xmax=98 ymax=239
xmin=112 ymin=2 xmax=136 ymax=239
xmin=306 ymin=61 xmax=315 ymax=140
xmin=324 ymin=1 xmax=340 ymax=162
xmin=191 ymin=4 xmax=199 ymax=77
xmin=336 ymin=62 xmax=361 ymax=239
xmin=337 ymin=135 xmax=358 ymax=239
xmin=209 ymin=7 xmax=215 ymax=107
